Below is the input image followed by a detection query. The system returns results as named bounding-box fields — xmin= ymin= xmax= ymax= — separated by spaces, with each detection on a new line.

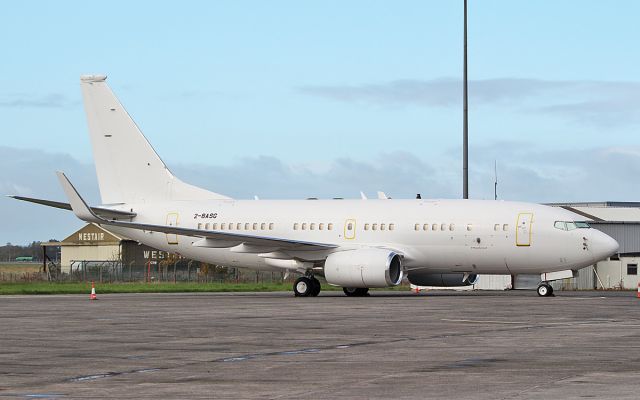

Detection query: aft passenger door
xmin=516 ymin=213 xmax=533 ymax=246
xmin=166 ymin=212 xmax=179 ymax=245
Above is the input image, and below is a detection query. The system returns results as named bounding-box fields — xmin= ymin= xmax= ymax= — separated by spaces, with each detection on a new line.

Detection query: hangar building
xmin=43 ymin=223 xmax=172 ymax=274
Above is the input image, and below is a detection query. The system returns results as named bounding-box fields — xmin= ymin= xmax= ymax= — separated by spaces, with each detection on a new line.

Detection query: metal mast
xmin=463 ymin=0 xmax=469 ymax=199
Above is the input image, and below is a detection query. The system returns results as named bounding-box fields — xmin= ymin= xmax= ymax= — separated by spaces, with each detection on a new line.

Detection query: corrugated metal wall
xmin=591 ymin=223 xmax=640 ymax=254
xmin=550 ymin=266 xmax=595 ymax=290
xmin=474 ymin=274 xmax=511 ymax=290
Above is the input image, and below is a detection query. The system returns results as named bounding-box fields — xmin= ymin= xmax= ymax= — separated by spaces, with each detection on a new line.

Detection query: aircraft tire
xmin=294 ymin=277 xmax=314 ymax=297
xmin=343 ymin=287 xmax=370 ymax=297
xmin=310 ymin=277 xmax=321 ymax=297
xmin=537 ymin=283 xmax=554 ymax=297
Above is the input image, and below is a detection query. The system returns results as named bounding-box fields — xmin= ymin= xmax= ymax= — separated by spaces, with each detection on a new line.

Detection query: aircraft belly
xmin=100 ymin=226 xmax=276 ymax=271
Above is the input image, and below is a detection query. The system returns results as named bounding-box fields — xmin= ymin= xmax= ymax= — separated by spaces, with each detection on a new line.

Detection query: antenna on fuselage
xmin=494 ymin=160 xmax=498 ymax=200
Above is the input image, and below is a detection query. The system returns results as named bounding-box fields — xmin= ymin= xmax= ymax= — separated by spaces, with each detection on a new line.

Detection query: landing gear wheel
xmin=537 ymin=283 xmax=554 ymax=297
xmin=294 ymin=277 xmax=314 ymax=297
xmin=342 ymin=287 xmax=370 ymax=297
xmin=310 ymin=277 xmax=321 ymax=297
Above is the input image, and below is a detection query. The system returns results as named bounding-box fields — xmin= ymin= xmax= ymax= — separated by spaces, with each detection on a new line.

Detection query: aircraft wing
xmin=8 ymin=195 xmax=137 ymax=219
xmin=55 ymin=172 xmax=336 ymax=253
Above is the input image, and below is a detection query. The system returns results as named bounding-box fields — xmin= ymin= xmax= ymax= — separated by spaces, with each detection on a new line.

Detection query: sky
xmin=1 ymin=1 xmax=639 ymax=245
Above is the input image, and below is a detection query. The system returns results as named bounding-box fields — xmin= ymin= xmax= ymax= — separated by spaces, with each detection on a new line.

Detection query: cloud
xmin=2 ymin=144 xmax=640 ymax=245
xmin=299 ymin=78 xmax=640 ymax=127
xmin=0 ymin=93 xmax=75 ymax=108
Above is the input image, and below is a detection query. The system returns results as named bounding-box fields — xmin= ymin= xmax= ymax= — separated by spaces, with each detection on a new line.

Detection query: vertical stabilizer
xmin=80 ymin=75 xmax=230 ymax=204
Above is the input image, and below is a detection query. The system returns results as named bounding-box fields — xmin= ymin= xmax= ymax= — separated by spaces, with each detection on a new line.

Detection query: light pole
xmin=463 ymin=0 xmax=469 ymax=199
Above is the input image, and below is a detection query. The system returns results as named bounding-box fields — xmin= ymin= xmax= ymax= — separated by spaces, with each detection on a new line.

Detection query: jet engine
xmin=408 ymin=272 xmax=479 ymax=287
xmin=323 ymin=249 xmax=403 ymax=288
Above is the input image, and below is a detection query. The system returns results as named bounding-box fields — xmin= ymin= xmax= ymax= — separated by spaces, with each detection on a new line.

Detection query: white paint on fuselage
xmin=104 ymin=198 xmax=615 ymax=275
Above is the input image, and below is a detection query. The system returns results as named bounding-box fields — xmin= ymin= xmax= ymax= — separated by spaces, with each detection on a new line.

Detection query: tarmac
xmin=1 ymin=290 xmax=640 ymax=399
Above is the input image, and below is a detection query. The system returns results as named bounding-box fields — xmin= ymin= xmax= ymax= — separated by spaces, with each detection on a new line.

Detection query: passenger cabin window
xmin=366 ymin=223 xmax=371 ymax=231
xmin=212 ymin=223 xmax=218 ymax=230
xmin=389 ymin=224 xmax=395 ymax=231
xmin=302 ymin=223 xmax=307 ymax=230
xmin=319 ymin=223 xmax=325 ymax=230
xmin=432 ymin=224 xmax=438 ymax=231
xmin=253 ymin=223 xmax=258 ymax=230
xmin=328 ymin=223 xmax=333 ymax=230
xmin=494 ymin=224 xmax=500 ymax=231
xmin=310 ymin=223 xmax=316 ymax=230
xmin=449 ymin=224 xmax=455 ymax=231
xmin=261 ymin=223 xmax=266 ymax=230
xmin=440 ymin=223 xmax=446 ymax=231
xmin=423 ymin=224 xmax=429 ymax=231
xmin=627 ymin=264 xmax=638 ymax=275
xmin=502 ymin=224 xmax=508 ymax=231
xmin=235 ymin=223 xmax=240 ymax=230
xmin=372 ymin=223 xmax=378 ymax=231
xmin=221 ymin=223 xmax=226 ymax=229
xmin=466 ymin=224 xmax=472 ymax=231
xmin=293 ymin=223 xmax=299 ymax=230
xmin=414 ymin=224 xmax=420 ymax=231
xmin=197 ymin=223 xmax=202 ymax=230
xmin=380 ymin=223 xmax=386 ymax=231
xmin=269 ymin=223 xmax=274 ymax=230
xmin=244 ymin=223 xmax=250 ymax=230
xmin=205 ymin=223 xmax=210 ymax=230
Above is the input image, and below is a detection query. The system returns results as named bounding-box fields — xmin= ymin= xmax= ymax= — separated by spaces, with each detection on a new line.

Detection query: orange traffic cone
xmin=90 ymin=281 xmax=98 ymax=300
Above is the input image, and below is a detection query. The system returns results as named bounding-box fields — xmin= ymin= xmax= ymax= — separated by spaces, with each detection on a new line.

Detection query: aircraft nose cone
xmin=591 ymin=231 xmax=619 ymax=261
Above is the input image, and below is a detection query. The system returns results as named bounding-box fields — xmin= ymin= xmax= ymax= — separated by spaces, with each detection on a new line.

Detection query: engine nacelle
xmin=324 ymin=249 xmax=403 ymax=288
xmin=408 ymin=272 xmax=479 ymax=287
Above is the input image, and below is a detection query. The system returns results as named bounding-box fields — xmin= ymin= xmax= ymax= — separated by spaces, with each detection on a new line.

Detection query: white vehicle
xmin=12 ymin=75 xmax=619 ymax=297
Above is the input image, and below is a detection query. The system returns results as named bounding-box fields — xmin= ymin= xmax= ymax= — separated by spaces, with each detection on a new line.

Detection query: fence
xmin=0 ymin=259 xmax=289 ymax=284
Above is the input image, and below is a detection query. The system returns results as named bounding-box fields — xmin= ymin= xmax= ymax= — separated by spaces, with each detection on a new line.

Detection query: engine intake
xmin=324 ymin=249 xmax=403 ymax=288
xmin=408 ymin=272 xmax=479 ymax=287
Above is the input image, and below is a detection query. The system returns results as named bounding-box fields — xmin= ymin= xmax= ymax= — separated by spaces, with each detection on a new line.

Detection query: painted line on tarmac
xmin=441 ymin=318 xmax=624 ymax=327
xmin=67 ymin=368 xmax=162 ymax=382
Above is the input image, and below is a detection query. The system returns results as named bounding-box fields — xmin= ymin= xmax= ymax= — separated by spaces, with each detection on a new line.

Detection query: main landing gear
xmin=537 ymin=282 xmax=554 ymax=297
xmin=293 ymin=276 xmax=321 ymax=297
xmin=342 ymin=287 xmax=370 ymax=297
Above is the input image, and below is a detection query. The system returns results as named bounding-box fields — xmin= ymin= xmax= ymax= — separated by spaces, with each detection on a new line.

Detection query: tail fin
xmin=80 ymin=75 xmax=230 ymax=204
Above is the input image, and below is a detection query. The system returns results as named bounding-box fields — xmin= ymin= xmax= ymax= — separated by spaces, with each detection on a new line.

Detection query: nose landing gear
xmin=293 ymin=276 xmax=321 ymax=297
xmin=537 ymin=282 xmax=554 ymax=297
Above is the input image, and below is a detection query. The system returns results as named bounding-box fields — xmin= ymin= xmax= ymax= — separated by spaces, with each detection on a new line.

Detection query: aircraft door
xmin=166 ymin=212 xmax=179 ymax=245
xmin=344 ymin=219 xmax=356 ymax=240
xmin=516 ymin=213 xmax=533 ymax=246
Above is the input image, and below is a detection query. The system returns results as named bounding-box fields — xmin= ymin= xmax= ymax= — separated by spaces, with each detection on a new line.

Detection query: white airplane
xmin=11 ymin=75 xmax=619 ymax=297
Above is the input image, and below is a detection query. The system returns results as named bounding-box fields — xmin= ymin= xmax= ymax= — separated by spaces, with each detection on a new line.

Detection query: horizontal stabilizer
xmin=9 ymin=195 xmax=137 ymax=219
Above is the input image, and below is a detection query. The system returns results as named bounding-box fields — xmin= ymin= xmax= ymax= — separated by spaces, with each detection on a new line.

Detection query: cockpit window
xmin=554 ymin=221 xmax=591 ymax=231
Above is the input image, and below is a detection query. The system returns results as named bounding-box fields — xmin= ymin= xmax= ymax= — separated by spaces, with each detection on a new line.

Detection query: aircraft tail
xmin=80 ymin=75 xmax=230 ymax=204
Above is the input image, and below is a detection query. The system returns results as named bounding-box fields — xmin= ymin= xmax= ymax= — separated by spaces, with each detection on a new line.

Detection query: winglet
xmin=56 ymin=171 xmax=103 ymax=223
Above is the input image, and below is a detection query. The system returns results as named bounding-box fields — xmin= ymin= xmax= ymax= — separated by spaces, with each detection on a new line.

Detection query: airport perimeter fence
xmin=0 ymin=260 xmax=291 ymax=284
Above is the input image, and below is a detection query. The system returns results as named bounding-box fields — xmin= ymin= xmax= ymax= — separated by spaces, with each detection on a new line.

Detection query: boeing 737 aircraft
xmin=11 ymin=75 xmax=619 ymax=297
